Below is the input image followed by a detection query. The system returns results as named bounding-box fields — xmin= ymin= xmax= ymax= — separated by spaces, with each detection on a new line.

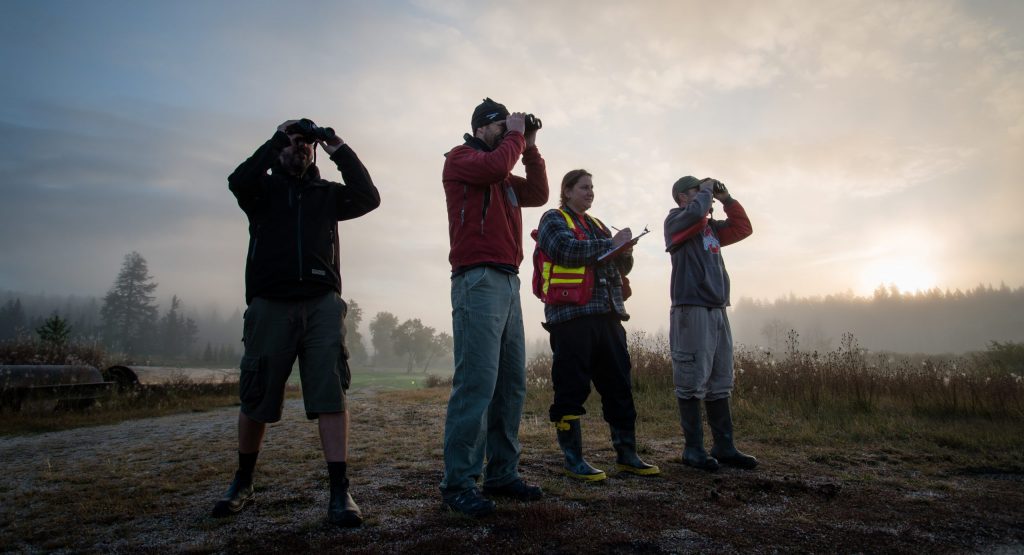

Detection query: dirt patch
xmin=1 ymin=388 xmax=1022 ymax=553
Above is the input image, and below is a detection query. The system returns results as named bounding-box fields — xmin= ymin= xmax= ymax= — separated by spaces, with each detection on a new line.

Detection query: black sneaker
xmin=483 ymin=479 xmax=543 ymax=501
xmin=443 ymin=488 xmax=496 ymax=517
xmin=211 ymin=475 xmax=255 ymax=518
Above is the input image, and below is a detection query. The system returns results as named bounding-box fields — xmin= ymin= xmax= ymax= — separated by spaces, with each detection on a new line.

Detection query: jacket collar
xmin=461 ymin=133 xmax=493 ymax=152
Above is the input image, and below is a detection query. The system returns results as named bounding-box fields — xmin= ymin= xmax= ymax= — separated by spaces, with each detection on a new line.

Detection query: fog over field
xmin=1 ymin=1 xmax=1022 ymax=354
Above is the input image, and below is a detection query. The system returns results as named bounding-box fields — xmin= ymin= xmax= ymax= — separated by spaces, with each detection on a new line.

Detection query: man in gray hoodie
xmin=663 ymin=176 xmax=757 ymax=472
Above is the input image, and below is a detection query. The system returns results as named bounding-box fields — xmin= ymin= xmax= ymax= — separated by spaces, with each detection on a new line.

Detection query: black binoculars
xmin=286 ymin=118 xmax=336 ymax=143
xmin=524 ymin=113 xmax=542 ymax=131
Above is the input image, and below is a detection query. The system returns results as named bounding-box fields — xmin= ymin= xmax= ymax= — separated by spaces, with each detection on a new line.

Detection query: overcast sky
xmin=1 ymin=0 xmax=1022 ymax=342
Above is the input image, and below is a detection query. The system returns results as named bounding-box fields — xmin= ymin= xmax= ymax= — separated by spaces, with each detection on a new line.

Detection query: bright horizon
xmin=2 ymin=1 xmax=1022 ymax=344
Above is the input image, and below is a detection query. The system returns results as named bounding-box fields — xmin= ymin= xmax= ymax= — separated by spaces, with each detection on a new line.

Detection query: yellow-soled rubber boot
xmin=610 ymin=426 xmax=660 ymax=476
xmin=555 ymin=415 xmax=607 ymax=481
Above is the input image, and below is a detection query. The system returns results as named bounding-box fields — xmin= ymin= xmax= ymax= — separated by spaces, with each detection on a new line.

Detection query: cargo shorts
xmin=239 ymin=293 xmax=351 ymax=423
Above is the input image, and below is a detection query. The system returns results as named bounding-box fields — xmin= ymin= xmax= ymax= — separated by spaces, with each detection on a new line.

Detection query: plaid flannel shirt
xmin=536 ymin=208 xmax=632 ymax=325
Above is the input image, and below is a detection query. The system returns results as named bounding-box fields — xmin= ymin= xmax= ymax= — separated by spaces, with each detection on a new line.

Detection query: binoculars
xmin=286 ymin=118 xmax=336 ymax=144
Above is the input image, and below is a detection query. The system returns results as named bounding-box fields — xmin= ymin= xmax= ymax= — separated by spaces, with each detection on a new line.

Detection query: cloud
xmin=1 ymin=0 xmax=1023 ymax=341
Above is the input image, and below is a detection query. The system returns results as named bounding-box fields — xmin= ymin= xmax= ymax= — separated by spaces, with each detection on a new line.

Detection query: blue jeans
xmin=440 ymin=266 xmax=527 ymax=496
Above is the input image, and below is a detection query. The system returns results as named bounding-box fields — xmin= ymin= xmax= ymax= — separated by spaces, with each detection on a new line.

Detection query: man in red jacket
xmin=440 ymin=98 xmax=549 ymax=516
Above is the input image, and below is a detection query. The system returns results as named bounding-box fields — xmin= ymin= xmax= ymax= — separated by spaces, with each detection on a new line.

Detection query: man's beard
xmin=281 ymin=151 xmax=311 ymax=175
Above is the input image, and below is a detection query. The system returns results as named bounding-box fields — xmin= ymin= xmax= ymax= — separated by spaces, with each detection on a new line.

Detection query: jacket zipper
xmin=249 ymin=223 xmax=260 ymax=261
xmin=460 ymin=185 xmax=466 ymax=228
xmin=297 ymin=190 xmax=303 ymax=281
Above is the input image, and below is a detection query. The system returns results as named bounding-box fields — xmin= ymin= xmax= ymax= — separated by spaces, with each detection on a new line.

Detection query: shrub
xmin=983 ymin=341 xmax=1024 ymax=374
xmin=0 ymin=335 xmax=107 ymax=369
xmin=424 ymin=374 xmax=453 ymax=388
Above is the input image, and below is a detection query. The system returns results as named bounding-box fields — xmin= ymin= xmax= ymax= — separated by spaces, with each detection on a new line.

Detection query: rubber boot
xmin=555 ymin=415 xmax=607 ymax=481
xmin=609 ymin=426 xmax=660 ymax=476
xmin=676 ymin=397 xmax=719 ymax=472
xmin=706 ymin=398 xmax=758 ymax=469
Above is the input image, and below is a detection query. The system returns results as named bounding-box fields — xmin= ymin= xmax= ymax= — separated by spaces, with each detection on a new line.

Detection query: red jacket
xmin=443 ymin=131 xmax=549 ymax=271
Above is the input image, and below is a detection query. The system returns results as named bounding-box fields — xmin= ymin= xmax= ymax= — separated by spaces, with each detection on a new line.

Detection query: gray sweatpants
xmin=669 ymin=305 xmax=733 ymax=401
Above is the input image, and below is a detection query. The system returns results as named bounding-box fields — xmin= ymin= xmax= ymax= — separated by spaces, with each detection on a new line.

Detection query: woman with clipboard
xmin=533 ymin=169 xmax=659 ymax=481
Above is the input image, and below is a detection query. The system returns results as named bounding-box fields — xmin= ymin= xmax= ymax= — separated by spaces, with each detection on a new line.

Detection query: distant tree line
xmin=0 ymin=251 xmax=451 ymax=370
xmin=1 ymin=252 xmax=220 ymax=363
xmin=732 ymin=283 xmax=1024 ymax=354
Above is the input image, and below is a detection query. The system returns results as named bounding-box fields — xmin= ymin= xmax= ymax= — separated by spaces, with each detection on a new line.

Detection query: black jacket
xmin=229 ymin=131 xmax=381 ymax=304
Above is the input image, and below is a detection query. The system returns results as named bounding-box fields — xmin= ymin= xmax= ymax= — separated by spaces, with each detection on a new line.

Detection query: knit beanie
xmin=671 ymin=176 xmax=702 ymax=201
xmin=471 ymin=97 xmax=510 ymax=131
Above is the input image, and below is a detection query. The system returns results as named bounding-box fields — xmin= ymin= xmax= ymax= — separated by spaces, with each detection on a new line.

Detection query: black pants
xmin=547 ymin=314 xmax=637 ymax=430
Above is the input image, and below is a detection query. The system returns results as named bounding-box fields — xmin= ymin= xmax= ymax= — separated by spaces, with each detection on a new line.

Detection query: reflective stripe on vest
xmin=535 ymin=210 xmax=606 ymax=305
xmin=542 ymin=210 xmax=587 ymax=297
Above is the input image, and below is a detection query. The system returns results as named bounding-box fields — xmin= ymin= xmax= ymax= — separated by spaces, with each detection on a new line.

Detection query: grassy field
xmin=318 ymin=365 xmax=454 ymax=391
xmin=1 ymin=337 xmax=1022 ymax=552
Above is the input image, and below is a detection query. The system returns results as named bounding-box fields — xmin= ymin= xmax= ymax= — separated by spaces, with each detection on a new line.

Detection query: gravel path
xmin=0 ymin=389 xmax=455 ymax=553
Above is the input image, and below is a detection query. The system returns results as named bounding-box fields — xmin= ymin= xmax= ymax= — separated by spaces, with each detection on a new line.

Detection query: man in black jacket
xmin=212 ymin=118 xmax=380 ymax=527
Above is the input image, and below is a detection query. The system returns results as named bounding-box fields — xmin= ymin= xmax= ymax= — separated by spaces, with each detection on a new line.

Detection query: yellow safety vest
xmin=531 ymin=210 xmax=608 ymax=305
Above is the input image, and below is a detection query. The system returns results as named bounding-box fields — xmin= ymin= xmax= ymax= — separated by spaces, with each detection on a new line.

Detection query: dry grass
xmin=1 ymin=385 xmax=1021 ymax=553
xmin=1 ymin=336 xmax=1023 ymax=553
xmin=734 ymin=333 xmax=1024 ymax=419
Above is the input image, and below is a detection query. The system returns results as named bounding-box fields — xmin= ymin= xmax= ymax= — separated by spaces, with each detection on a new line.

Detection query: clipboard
xmin=597 ymin=226 xmax=650 ymax=263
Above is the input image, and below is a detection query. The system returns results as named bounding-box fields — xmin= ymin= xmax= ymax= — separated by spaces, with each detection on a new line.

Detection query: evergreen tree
xmin=70 ymin=297 xmax=101 ymax=341
xmin=37 ymin=313 xmax=72 ymax=346
xmin=160 ymin=295 xmax=199 ymax=358
xmin=101 ymin=251 xmax=159 ymax=355
xmin=221 ymin=343 xmax=239 ymax=365
xmin=0 ymin=298 xmax=27 ymax=340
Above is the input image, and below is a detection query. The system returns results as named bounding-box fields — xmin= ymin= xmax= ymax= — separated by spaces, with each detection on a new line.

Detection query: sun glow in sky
xmin=859 ymin=260 xmax=938 ymax=295
xmin=854 ymin=229 xmax=943 ymax=295
xmin=0 ymin=0 xmax=1022 ymax=341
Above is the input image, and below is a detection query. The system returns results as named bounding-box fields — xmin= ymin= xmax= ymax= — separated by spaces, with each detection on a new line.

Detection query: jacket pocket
xmin=339 ymin=354 xmax=352 ymax=391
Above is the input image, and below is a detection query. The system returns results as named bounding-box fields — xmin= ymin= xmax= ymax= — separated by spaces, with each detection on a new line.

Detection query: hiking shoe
xmin=211 ymin=476 xmax=255 ymax=518
xmin=327 ymin=489 xmax=362 ymax=528
xmin=443 ymin=488 xmax=495 ymax=517
xmin=483 ymin=479 xmax=543 ymax=501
